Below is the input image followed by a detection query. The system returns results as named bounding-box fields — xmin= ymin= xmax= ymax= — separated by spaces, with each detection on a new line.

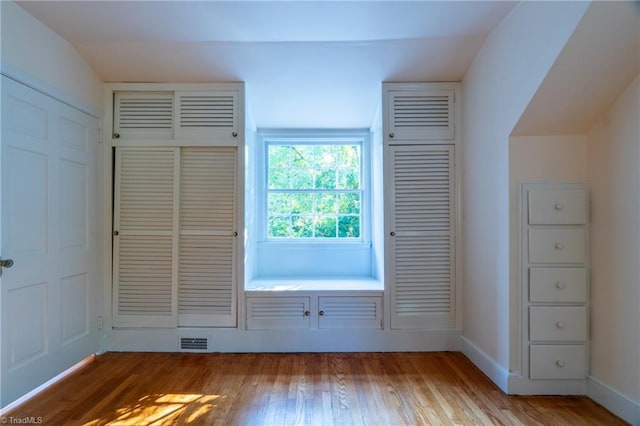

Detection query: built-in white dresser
xmin=521 ymin=183 xmax=589 ymax=393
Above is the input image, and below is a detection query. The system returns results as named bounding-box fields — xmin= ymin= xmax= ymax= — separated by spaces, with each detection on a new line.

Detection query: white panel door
xmin=387 ymin=145 xmax=455 ymax=329
xmin=1 ymin=76 xmax=99 ymax=406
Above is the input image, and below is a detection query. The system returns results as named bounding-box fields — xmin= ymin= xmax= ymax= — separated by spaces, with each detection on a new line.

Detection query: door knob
xmin=0 ymin=258 xmax=14 ymax=277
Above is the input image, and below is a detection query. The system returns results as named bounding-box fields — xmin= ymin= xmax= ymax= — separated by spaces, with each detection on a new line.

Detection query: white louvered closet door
xmin=175 ymin=91 xmax=239 ymax=141
xmin=386 ymin=89 xmax=454 ymax=141
xmin=113 ymin=148 xmax=180 ymax=327
xmin=388 ymin=145 xmax=455 ymax=329
xmin=114 ymin=92 xmax=174 ymax=139
xmin=179 ymin=148 xmax=237 ymax=327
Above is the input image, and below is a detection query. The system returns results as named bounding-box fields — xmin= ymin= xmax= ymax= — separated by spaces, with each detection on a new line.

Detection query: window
xmin=253 ymin=130 xmax=373 ymax=278
xmin=266 ymin=142 xmax=362 ymax=239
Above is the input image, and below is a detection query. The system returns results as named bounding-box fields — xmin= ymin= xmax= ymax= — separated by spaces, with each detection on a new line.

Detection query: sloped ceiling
xmin=16 ymin=1 xmax=516 ymax=128
xmin=513 ymin=1 xmax=640 ymax=136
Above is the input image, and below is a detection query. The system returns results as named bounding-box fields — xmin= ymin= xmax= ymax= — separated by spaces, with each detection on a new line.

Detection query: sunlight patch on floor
xmin=83 ymin=393 xmax=222 ymax=425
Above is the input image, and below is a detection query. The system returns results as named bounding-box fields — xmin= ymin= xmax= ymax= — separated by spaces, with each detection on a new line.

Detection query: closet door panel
xmin=388 ymin=145 xmax=455 ymax=329
xmin=113 ymin=148 xmax=179 ymax=327
xmin=178 ymin=148 xmax=237 ymax=327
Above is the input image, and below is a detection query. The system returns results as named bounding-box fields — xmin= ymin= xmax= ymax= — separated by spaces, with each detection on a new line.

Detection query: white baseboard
xmin=108 ymin=328 xmax=462 ymax=353
xmin=507 ymin=375 xmax=585 ymax=395
xmin=0 ymin=355 xmax=95 ymax=413
xmin=587 ymin=376 xmax=640 ymax=425
xmin=459 ymin=336 xmax=509 ymax=392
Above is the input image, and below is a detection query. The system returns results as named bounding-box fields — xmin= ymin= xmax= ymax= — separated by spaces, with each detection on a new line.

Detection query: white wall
xmin=0 ymin=1 xmax=102 ymax=115
xmin=460 ymin=1 xmax=588 ymax=383
xmin=587 ymin=76 xmax=640 ymax=408
xmin=508 ymin=135 xmax=588 ymax=373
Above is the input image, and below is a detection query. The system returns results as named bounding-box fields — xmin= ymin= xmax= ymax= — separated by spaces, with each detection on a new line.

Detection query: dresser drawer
xmin=530 ymin=345 xmax=586 ymax=379
xmin=529 ymin=268 xmax=587 ymax=303
xmin=530 ymin=306 xmax=587 ymax=341
xmin=529 ymin=229 xmax=585 ymax=264
xmin=528 ymin=188 xmax=587 ymax=225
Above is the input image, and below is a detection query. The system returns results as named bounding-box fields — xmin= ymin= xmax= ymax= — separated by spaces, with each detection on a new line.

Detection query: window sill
xmin=246 ymin=277 xmax=383 ymax=292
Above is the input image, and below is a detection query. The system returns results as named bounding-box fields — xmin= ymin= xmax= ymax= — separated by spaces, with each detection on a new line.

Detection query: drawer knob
xmin=554 ymin=242 xmax=564 ymax=250
xmin=554 ymin=281 xmax=565 ymax=290
xmin=554 ymin=203 xmax=564 ymax=210
xmin=556 ymin=321 xmax=565 ymax=329
xmin=556 ymin=360 xmax=565 ymax=368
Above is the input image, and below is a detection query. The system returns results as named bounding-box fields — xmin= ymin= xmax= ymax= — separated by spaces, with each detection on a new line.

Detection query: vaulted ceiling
xmin=16 ymin=1 xmax=516 ymax=128
xmin=14 ymin=1 xmax=640 ymax=133
xmin=513 ymin=1 xmax=640 ymax=136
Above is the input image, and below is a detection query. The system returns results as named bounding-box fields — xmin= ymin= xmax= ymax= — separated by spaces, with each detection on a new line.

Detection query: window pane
xmin=268 ymin=168 xmax=289 ymax=189
xmin=268 ymin=193 xmax=290 ymax=215
xmin=268 ymin=145 xmax=291 ymax=168
xmin=268 ymin=216 xmax=291 ymax=238
xmin=338 ymin=216 xmax=360 ymax=238
xmin=315 ymin=216 xmax=336 ymax=238
xmin=316 ymin=193 xmax=337 ymax=214
xmin=291 ymin=167 xmax=314 ymax=189
xmin=315 ymin=145 xmax=336 ymax=168
xmin=315 ymin=169 xmax=336 ymax=189
xmin=337 ymin=169 xmax=360 ymax=189
xmin=292 ymin=215 xmax=313 ymax=237
xmin=338 ymin=193 xmax=360 ymax=215
xmin=292 ymin=145 xmax=314 ymax=168
xmin=291 ymin=193 xmax=313 ymax=214
xmin=338 ymin=145 xmax=360 ymax=168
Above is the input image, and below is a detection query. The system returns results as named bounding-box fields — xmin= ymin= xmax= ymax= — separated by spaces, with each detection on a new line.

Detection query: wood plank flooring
xmin=5 ymin=352 xmax=626 ymax=425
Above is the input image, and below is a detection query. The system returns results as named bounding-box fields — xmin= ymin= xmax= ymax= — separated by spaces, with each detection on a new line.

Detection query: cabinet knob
xmin=556 ymin=321 xmax=565 ymax=329
xmin=390 ymin=231 xmax=396 ymax=236
xmin=232 ymin=132 xmax=238 ymax=138
xmin=318 ymin=310 xmax=325 ymax=316
xmin=304 ymin=311 xmax=310 ymax=317
xmin=113 ymin=133 xmax=120 ymax=139
xmin=389 ymin=132 xmax=395 ymax=139
xmin=554 ymin=281 xmax=565 ymax=290
xmin=556 ymin=360 xmax=565 ymax=368
xmin=232 ymin=231 xmax=238 ymax=236
xmin=554 ymin=203 xmax=564 ymax=210
xmin=554 ymin=242 xmax=564 ymax=250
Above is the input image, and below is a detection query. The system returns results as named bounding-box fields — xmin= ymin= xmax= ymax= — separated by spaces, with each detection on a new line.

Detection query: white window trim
xmin=257 ymin=129 xmax=372 ymax=248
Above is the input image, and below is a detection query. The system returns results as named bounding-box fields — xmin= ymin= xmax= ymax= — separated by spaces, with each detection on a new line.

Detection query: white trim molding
xmin=460 ymin=336 xmax=510 ymax=393
xmin=0 ymin=63 xmax=100 ymax=118
xmin=587 ymin=376 xmax=640 ymax=425
xmin=0 ymin=355 xmax=96 ymax=413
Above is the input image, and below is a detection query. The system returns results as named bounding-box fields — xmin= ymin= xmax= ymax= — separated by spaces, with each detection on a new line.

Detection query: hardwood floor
xmin=5 ymin=352 xmax=625 ymax=425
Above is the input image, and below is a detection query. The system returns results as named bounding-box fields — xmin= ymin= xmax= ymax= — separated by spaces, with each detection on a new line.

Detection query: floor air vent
xmin=180 ymin=337 xmax=208 ymax=352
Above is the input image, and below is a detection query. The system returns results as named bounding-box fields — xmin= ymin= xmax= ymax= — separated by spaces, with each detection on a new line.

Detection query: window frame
xmin=257 ymin=130 xmax=371 ymax=247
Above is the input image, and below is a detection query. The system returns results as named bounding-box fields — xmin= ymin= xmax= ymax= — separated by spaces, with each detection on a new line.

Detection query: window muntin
xmin=266 ymin=142 xmax=362 ymax=240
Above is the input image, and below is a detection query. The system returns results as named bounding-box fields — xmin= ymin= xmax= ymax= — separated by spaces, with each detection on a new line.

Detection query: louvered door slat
xmin=178 ymin=147 xmax=237 ymax=327
xmin=114 ymin=92 xmax=174 ymax=139
xmin=389 ymin=145 xmax=455 ymax=329
xmin=113 ymin=148 xmax=178 ymax=327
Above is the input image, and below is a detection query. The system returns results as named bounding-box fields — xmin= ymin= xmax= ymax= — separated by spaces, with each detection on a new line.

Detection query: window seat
xmin=246 ymin=277 xmax=383 ymax=292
